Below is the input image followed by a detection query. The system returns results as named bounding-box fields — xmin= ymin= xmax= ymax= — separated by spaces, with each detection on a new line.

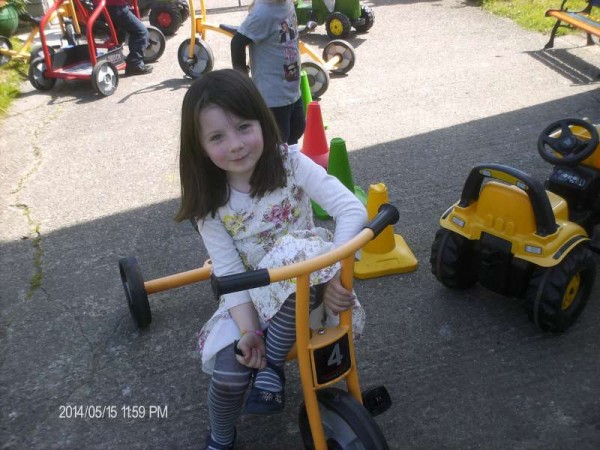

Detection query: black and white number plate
xmin=312 ymin=333 xmax=351 ymax=385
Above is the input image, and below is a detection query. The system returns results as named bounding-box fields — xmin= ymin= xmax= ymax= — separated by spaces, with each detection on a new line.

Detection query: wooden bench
xmin=544 ymin=0 xmax=600 ymax=48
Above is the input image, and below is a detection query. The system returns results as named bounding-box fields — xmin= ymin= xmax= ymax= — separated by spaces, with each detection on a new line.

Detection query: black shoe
xmin=244 ymin=361 xmax=285 ymax=415
xmin=125 ymin=64 xmax=153 ymax=76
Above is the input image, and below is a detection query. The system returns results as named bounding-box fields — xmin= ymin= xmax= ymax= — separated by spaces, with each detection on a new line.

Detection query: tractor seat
xmin=475 ymin=181 xmax=566 ymax=236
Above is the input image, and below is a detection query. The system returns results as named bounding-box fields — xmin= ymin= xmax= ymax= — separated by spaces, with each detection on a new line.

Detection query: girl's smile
xmin=200 ymin=105 xmax=264 ymax=192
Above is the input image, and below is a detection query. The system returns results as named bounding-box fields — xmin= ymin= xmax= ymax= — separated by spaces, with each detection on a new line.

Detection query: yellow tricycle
xmin=118 ymin=204 xmax=398 ymax=449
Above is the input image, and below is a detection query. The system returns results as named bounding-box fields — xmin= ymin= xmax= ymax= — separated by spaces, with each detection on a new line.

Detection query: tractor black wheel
xmin=525 ymin=245 xmax=596 ymax=332
xmin=353 ymin=5 xmax=375 ymax=33
xmin=178 ymin=0 xmax=190 ymax=22
xmin=299 ymin=388 xmax=389 ymax=450
xmin=430 ymin=228 xmax=478 ymax=289
xmin=28 ymin=56 xmax=56 ymax=91
xmin=119 ymin=256 xmax=152 ymax=329
xmin=149 ymin=2 xmax=182 ymax=36
xmin=325 ymin=12 xmax=352 ymax=39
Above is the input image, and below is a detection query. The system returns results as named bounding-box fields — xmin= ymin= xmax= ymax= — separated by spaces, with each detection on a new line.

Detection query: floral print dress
xmin=197 ymin=146 xmax=366 ymax=374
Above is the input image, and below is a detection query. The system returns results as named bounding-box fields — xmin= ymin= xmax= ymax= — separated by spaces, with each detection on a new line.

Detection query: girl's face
xmin=199 ymin=104 xmax=264 ymax=192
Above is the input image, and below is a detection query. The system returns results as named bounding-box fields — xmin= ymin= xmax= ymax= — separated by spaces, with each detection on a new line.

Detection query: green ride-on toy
xmin=295 ymin=0 xmax=375 ymax=39
xmin=430 ymin=160 xmax=597 ymax=333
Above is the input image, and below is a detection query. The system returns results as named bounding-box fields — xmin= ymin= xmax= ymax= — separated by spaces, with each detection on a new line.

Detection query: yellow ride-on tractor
xmin=430 ymin=161 xmax=597 ymax=333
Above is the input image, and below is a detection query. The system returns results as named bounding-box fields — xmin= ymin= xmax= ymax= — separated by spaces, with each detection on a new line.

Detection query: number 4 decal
xmin=328 ymin=343 xmax=343 ymax=367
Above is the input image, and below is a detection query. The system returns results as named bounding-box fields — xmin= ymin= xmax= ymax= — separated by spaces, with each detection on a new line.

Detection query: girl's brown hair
xmin=175 ymin=69 xmax=286 ymax=223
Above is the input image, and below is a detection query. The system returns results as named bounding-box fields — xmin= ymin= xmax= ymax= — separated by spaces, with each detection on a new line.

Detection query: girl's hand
xmin=235 ymin=331 xmax=267 ymax=369
xmin=323 ymin=273 xmax=356 ymax=314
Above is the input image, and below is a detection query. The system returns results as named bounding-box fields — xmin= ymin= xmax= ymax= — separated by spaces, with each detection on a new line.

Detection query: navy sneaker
xmin=244 ymin=362 xmax=285 ymax=415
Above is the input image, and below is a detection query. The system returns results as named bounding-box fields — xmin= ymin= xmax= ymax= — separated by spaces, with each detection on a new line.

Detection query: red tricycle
xmin=28 ymin=0 xmax=165 ymax=96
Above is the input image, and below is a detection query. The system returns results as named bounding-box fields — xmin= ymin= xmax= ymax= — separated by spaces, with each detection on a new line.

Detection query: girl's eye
xmin=239 ymin=123 xmax=252 ymax=131
xmin=209 ymin=134 xmax=222 ymax=142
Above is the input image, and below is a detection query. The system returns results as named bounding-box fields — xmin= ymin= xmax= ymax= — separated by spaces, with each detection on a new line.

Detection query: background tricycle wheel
xmin=353 ymin=5 xmax=375 ymax=33
xmin=177 ymin=38 xmax=214 ymax=78
xmin=525 ymin=245 xmax=596 ymax=332
xmin=322 ymin=40 xmax=355 ymax=75
xmin=143 ymin=26 xmax=166 ymax=63
xmin=149 ymin=2 xmax=182 ymax=36
xmin=119 ymin=256 xmax=152 ymax=328
xmin=28 ymin=56 xmax=56 ymax=91
xmin=29 ymin=44 xmax=57 ymax=64
xmin=91 ymin=60 xmax=119 ymax=96
xmin=0 ymin=36 xmax=12 ymax=67
xmin=300 ymin=60 xmax=329 ymax=98
xmin=430 ymin=228 xmax=478 ymax=290
xmin=325 ymin=12 xmax=351 ymax=39
xmin=298 ymin=388 xmax=389 ymax=450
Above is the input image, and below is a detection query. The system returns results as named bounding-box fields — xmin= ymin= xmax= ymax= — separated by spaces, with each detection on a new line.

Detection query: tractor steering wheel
xmin=537 ymin=118 xmax=599 ymax=166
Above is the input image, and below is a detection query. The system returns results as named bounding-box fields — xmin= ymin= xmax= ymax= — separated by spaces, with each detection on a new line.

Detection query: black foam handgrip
xmin=366 ymin=204 xmax=399 ymax=237
xmin=211 ymin=268 xmax=271 ymax=298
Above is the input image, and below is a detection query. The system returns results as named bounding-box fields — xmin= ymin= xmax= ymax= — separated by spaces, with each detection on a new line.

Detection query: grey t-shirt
xmin=238 ymin=1 xmax=301 ymax=107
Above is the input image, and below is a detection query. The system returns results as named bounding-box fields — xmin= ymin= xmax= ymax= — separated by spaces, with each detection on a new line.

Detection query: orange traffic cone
xmin=302 ymin=101 xmax=329 ymax=168
xmin=354 ymin=183 xmax=418 ymax=279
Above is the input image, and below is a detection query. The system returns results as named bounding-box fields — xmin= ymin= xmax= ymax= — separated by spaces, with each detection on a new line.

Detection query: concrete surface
xmin=1 ymin=0 xmax=600 ymax=449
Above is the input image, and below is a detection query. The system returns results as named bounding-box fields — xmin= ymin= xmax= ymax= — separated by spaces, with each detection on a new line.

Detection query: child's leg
xmin=253 ymin=286 xmax=321 ymax=392
xmin=207 ymin=343 xmax=253 ymax=447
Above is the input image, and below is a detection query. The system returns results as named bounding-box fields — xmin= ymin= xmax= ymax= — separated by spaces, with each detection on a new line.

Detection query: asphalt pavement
xmin=1 ymin=0 xmax=600 ymax=448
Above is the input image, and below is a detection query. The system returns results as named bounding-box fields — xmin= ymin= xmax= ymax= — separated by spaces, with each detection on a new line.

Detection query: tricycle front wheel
xmin=299 ymin=388 xmax=389 ymax=449
xmin=177 ymin=38 xmax=214 ymax=79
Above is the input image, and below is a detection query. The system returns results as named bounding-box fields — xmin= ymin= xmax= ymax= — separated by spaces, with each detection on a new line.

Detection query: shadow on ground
xmin=1 ymin=90 xmax=600 ymax=449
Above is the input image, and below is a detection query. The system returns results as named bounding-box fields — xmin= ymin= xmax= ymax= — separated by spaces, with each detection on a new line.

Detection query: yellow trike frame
xmin=119 ymin=204 xmax=398 ymax=449
xmin=176 ymin=0 xmax=356 ymax=98
xmin=0 ymin=0 xmax=80 ymax=67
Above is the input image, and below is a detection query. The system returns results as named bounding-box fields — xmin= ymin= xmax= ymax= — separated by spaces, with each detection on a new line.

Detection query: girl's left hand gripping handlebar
xmin=211 ymin=203 xmax=399 ymax=299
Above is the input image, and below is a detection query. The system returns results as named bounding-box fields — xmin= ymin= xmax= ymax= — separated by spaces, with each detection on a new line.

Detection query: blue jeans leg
xmin=107 ymin=5 xmax=148 ymax=68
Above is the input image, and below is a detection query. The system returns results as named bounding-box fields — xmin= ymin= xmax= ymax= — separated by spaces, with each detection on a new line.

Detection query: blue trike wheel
xmin=298 ymin=388 xmax=389 ymax=449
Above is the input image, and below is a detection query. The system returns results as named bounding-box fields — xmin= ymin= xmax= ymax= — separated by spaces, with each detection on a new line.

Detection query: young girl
xmin=175 ymin=69 xmax=367 ymax=450
xmin=231 ymin=0 xmax=305 ymax=145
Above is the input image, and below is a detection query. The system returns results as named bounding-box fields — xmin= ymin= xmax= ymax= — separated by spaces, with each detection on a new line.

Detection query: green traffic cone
xmin=311 ymin=138 xmax=366 ymax=220
xmin=300 ymin=70 xmax=313 ymax=115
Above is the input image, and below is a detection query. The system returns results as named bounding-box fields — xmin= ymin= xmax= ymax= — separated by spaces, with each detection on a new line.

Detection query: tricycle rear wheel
xmin=28 ymin=56 xmax=56 ymax=91
xmin=91 ymin=60 xmax=119 ymax=96
xmin=119 ymin=256 xmax=152 ymax=329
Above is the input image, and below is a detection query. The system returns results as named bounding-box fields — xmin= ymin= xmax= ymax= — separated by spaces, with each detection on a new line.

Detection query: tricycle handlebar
xmin=211 ymin=203 xmax=399 ymax=298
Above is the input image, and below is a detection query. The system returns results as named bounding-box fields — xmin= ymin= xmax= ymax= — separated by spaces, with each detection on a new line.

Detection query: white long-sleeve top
xmin=196 ymin=144 xmax=367 ymax=373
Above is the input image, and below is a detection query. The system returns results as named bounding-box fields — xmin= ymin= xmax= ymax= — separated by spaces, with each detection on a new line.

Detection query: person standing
xmin=231 ymin=0 xmax=305 ymax=145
